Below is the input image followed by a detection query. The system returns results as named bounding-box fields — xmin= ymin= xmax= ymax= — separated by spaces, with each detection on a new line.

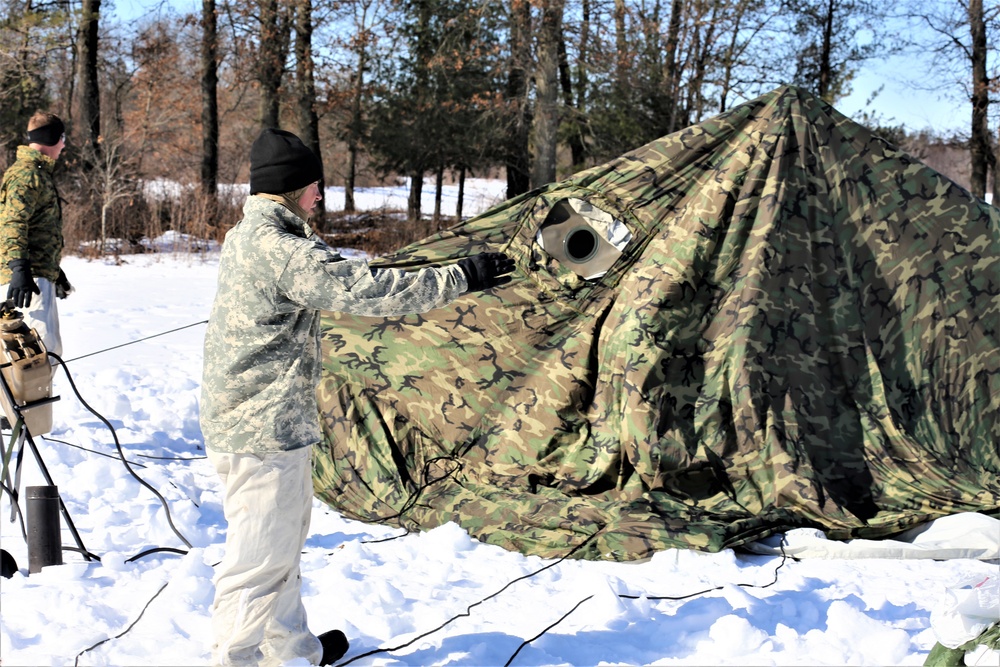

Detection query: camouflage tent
xmin=312 ymin=85 xmax=1000 ymax=562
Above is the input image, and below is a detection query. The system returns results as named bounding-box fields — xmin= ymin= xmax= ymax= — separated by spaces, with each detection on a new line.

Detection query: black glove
xmin=7 ymin=259 xmax=40 ymax=308
xmin=457 ymin=252 xmax=515 ymax=292
xmin=55 ymin=268 xmax=73 ymax=299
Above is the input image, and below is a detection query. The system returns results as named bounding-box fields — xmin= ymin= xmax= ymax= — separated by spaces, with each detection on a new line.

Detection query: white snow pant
xmin=0 ymin=277 xmax=62 ymax=357
xmin=208 ymin=446 xmax=323 ymax=667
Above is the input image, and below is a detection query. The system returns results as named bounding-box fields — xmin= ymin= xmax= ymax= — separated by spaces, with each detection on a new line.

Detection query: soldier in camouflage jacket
xmin=0 ymin=111 xmax=73 ymax=357
xmin=200 ymin=128 xmax=513 ymax=667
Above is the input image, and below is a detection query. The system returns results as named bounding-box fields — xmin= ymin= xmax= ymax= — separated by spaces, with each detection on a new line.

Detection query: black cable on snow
xmin=48 ymin=352 xmax=193 ymax=551
xmin=500 ymin=544 xmax=790 ymax=665
xmin=73 ymin=581 xmax=169 ymax=666
xmin=617 ymin=543 xmax=789 ymax=600
xmin=133 ymin=452 xmax=206 ymax=461
xmin=125 ymin=547 xmax=188 ymax=563
xmin=359 ymin=530 xmax=411 ymax=545
xmin=39 ymin=436 xmax=149 ymax=468
xmin=41 ymin=435 xmax=207 ymax=464
xmin=504 ymin=594 xmax=595 ymax=667
xmin=334 ymin=537 xmax=790 ymax=667
xmin=60 ymin=320 xmax=208 ymax=364
xmin=61 ymin=545 xmax=104 ymax=562
xmin=334 ymin=533 xmax=600 ymax=666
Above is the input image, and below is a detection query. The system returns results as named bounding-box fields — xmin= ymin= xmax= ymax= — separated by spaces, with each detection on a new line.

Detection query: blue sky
xmin=838 ymin=54 xmax=970 ymax=135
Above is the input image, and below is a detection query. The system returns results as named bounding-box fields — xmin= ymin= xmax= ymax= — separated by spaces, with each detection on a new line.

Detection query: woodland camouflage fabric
xmin=0 ymin=146 xmax=63 ymax=283
xmin=312 ymin=85 xmax=1000 ymax=561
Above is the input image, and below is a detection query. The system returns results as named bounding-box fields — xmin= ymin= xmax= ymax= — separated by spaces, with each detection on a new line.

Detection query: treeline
xmin=0 ymin=0 xmax=998 ymax=254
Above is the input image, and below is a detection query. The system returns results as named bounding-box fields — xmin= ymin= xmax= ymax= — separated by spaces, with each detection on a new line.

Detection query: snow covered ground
xmin=0 ymin=180 xmax=998 ymax=666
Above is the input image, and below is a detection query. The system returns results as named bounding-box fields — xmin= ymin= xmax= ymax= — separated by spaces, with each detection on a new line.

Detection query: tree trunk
xmin=456 ymin=166 xmax=465 ymax=222
xmin=818 ymin=0 xmax=835 ymax=101
xmin=407 ymin=0 xmax=433 ymax=219
xmin=433 ymin=165 xmax=443 ymax=224
xmin=258 ymin=0 xmax=289 ymax=128
xmin=558 ymin=16 xmax=584 ymax=168
xmin=345 ymin=23 xmax=365 ymax=214
xmin=719 ymin=3 xmax=748 ymax=113
xmin=969 ymin=0 xmax=989 ymax=199
xmin=76 ymin=0 xmax=102 ymax=161
xmin=200 ymin=0 xmax=219 ymax=201
xmin=407 ymin=170 xmax=423 ymax=222
xmin=573 ymin=0 xmax=590 ymax=165
xmin=344 ymin=145 xmax=358 ymax=213
xmin=294 ymin=0 xmax=325 ymax=222
xmin=504 ymin=0 xmax=531 ymax=199
xmin=687 ymin=0 xmax=718 ymax=121
xmin=101 ymin=203 xmax=108 ymax=256
xmin=613 ymin=0 xmax=628 ymax=87
xmin=532 ymin=0 xmax=564 ymax=188
xmin=993 ymin=120 xmax=1000 ymax=204
xmin=663 ymin=0 xmax=684 ymax=133
xmin=345 ymin=41 xmax=369 ymax=213
xmin=345 ymin=4 xmax=372 ymax=214
xmin=345 ymin=145 xmax=358 ymax=213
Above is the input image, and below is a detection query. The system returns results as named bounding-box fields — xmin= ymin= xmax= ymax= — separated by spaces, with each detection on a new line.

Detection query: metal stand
xmin=0 ymin=363 xmax=91 ymax=562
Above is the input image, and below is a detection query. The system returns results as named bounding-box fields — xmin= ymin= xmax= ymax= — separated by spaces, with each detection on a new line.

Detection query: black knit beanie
xmin=249 ymin=128 xmax=323 ymax=195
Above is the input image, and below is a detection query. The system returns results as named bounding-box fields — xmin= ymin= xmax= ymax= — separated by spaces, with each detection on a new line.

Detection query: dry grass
xmin=60 ymin=185 xmax=455 ymax=260
xmin=320 ymin=209 xmax=456 ymax=257
xmin=61 ymin=183 xmax=244 ymax=257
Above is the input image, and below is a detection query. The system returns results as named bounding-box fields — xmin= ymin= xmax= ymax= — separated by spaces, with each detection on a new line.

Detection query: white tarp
xmin=931 ymin=574 xmax=1000 ymax=648
xmin=744 ymin=512 xmax=1000 ymax=560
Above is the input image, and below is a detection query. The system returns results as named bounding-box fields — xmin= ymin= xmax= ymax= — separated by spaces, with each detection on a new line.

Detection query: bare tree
xmin=505 ymin=0 xmax=531 ymax=199
xmin=716 ymin=0 xmax=783 ymax=112
xmin=73 ymin=121 xmax=139 ymax=256
xmin=125 ymin=19 xmax=203 ymax=182
xmin=558 ymin=0 xmax=589 ymax=169
xmin=76 ymin=0 xmax=102 ymax=160
xmin=908 ymin=0 xmax=1000 ymax=200
xmin=613 ymin=0 xmax=628 ymax=89
xmin=257 ymin=0 xmax=291 ymax=128
xmin=663 ymin=0 xmax=685 ymax=130
xmin=994 ymin=115 xmax=1000 ymax=199
xmin=404 ymin=0 xmax=432 ymax=221
xmin=201 ymin=0 xmax=219 ymax=200
xmin=969 ymin=0 xmax=994 ymax=198
xmin=785 ymin=0 xmax=893 ymax=103
xmin=294 ymin=0 xmax=324 ymax=221
xmin=685 ymin=0 xmax=722 ymax=121
xmin=341 ymin=0 xmax=390 ymax=213
xmin=532 ymin=0 xmax=565 ymax=187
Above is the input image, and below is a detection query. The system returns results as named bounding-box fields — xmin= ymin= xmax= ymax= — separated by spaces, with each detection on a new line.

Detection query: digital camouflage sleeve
xmin=200 ymin=196 xmax=467 ymax=455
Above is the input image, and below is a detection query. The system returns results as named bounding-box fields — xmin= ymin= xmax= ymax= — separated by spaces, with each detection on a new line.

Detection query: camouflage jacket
xmin=200 ymin=196 xmax=468 ymax=454
xmin=0 ymin=146 xmax=63 ymax=283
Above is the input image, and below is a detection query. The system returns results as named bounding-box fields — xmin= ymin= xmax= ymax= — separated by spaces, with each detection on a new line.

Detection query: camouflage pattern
xmin=312 ymin=85 xmax=1000 ymax=561
xmin=200 ymin=196 xmax=467 ymax=454
xmin=0 ymin=146 xmax=63 ymax=283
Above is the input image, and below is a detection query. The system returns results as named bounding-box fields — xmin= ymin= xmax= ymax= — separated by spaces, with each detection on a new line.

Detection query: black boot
xmin=1 ymin=549 xmax=17 ymax=578
xmin=318 ymin=629 xmax=349 ymax=665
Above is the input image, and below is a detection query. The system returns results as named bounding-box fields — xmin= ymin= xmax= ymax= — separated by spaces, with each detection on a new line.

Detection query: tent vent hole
xmin=564 ymin=226 xmax=599 ymax=263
